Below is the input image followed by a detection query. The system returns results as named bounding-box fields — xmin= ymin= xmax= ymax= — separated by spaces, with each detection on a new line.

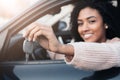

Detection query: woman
xmin=23 ymin=0 xmax=120 ymax=71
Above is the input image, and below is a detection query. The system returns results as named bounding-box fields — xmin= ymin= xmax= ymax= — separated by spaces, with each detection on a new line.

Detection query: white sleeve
xmin=65 ymin=42 xmax=120 ymax=71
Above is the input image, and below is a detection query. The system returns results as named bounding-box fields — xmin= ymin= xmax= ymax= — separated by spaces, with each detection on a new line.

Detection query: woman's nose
xmin=82 ymin=24 xmax=89 ymax=31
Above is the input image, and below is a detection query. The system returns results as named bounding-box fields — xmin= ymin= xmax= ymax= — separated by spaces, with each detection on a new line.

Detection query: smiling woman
xmin=77 ymin=7 xmax=106 ymax=42
xmin=0 ymin=0 xmax=120 ymax=80
xmin=64 ymin=0 xmax=120 ymax=71
xmin=23 ymin=0 xmax=120 ymax=71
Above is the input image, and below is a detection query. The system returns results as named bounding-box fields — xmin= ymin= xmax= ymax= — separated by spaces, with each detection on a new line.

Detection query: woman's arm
xmin=65 ymin=41 xmax=120 ymax=71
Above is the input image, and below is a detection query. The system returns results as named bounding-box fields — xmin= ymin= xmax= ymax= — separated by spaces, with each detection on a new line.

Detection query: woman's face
xmin=77 ymin=7 xmax=107 ymax=42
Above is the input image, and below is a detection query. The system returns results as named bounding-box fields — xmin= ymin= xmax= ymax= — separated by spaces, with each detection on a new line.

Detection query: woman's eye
xmin=89 ymin=20 xmax=96 ymax=24
xmin=78 ymin=22 xmax=83 ymax=26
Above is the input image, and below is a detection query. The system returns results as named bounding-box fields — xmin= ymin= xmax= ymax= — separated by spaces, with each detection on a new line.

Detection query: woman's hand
xmin=23 ymin=22 xmax=61 ymax=52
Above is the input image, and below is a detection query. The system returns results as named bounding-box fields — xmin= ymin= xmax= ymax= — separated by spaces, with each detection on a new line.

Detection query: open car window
xmin=1 ymin=1 xmax=75 ymax=62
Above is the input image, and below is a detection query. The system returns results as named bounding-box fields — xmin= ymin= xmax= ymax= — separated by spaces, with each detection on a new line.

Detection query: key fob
xmin=23 ymin=39 xmax=34 ymax=54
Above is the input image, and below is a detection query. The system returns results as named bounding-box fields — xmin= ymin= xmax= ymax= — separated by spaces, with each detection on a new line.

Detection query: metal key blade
xmin=23 ymin=39 xmax=34 ymax=63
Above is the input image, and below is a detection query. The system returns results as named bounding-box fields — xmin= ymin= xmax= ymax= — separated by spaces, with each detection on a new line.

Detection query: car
xmin=0 ymin=0 xmax=120 ymax=80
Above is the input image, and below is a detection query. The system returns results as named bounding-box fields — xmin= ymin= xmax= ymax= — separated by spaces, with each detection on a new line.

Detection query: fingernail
xmin=33 ymin=38 xmax=35 ymax=42
xmin=23 ymin=34 xmax=25 ymax=37
xmin=28 ymin=38 xmax=31 ymax=41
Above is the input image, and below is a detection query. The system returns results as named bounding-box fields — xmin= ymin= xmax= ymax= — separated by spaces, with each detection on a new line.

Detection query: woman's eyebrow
xmin=77 ymin=16 xmax=96 ymax=21
xmin=87 ymin=16 xmax=96 ymax=19
xmin=77 ymin=19 xmax=82 ymax=22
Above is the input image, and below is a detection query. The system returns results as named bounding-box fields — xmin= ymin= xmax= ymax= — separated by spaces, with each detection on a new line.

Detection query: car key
xmin=23 ymin=39 xmax=36 ymax=63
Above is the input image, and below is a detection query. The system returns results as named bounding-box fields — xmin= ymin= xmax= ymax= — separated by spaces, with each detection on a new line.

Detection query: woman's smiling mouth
xmin=83 ymin=33 xmax=93 ymax=39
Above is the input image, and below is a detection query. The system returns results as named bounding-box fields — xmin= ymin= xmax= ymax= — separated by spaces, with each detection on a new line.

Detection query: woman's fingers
xmin=23 ymin=22 xmax=54 ymax=42
xmin=28 ymin=26 xmax=40 ymax=41
xmin=22 ymin=22 xmax=60 ymax=52
xmin=33 ymin=28 xmax=51 ymax=41
xmin=23 ymin=23 xmax=36 ymax=38
xmin=33 ymin=30 xmax=42 ymax=41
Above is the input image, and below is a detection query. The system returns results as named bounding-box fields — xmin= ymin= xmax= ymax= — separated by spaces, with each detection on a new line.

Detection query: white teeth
xmin=84 ymin=34 xmax=93 ymax=39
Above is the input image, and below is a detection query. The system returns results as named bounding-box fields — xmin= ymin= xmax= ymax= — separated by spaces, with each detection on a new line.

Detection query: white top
xmin=65 ymin=37 xmax=120 ymax=71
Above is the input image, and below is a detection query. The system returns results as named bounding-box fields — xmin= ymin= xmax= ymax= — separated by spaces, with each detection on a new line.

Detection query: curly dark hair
xmin=70 ymin=0 xmax=120 ymax=41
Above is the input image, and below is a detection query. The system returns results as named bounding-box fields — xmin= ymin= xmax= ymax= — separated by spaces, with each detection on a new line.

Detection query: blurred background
xmin=0 ymin=0 xmax=39 ymax=26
